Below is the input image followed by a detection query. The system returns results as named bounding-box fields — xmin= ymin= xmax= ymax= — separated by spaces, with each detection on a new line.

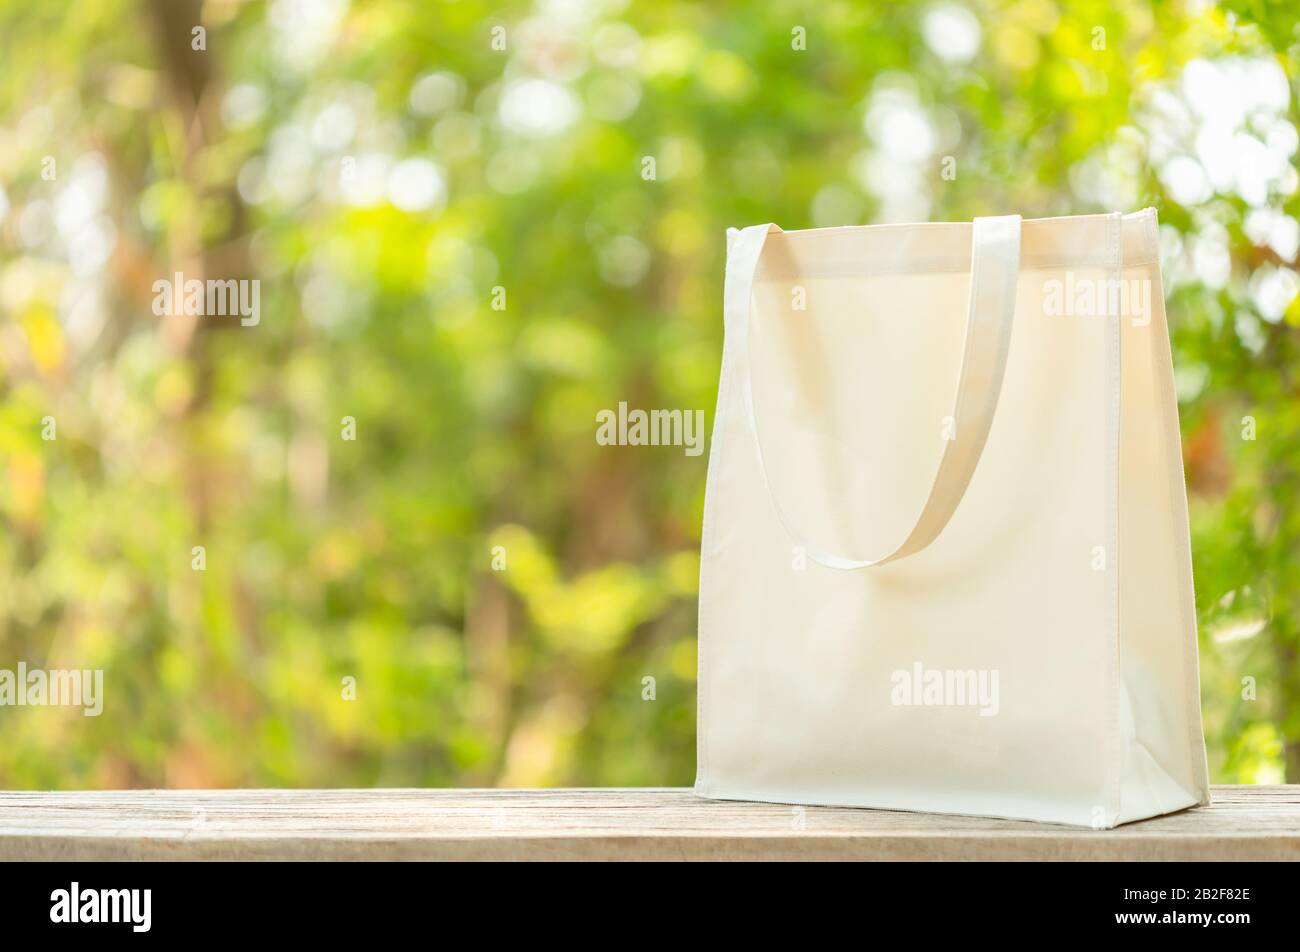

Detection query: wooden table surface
xmin=0 ymin=785 xmax=1296 ymax=861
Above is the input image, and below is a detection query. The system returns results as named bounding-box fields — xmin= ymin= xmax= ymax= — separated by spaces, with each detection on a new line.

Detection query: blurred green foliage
xmin=0 ymin=0 xmax=1298 ymax=788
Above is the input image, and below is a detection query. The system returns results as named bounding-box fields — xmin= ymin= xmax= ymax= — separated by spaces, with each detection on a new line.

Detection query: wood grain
xmin=0 ymin=786 xmax=1295 ymax=861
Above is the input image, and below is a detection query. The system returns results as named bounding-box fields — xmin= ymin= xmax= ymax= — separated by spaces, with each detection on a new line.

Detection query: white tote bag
xmin=696 ymin=211 xmax=1210 ymax=828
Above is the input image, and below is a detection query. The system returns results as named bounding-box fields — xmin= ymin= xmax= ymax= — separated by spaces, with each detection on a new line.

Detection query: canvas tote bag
xmin=696 ymin=211 xmax=1210 ymax=828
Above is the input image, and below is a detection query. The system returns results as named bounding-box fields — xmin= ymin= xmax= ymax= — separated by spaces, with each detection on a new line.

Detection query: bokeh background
xmin=0 ymin=0 xmax=1297 ymax=788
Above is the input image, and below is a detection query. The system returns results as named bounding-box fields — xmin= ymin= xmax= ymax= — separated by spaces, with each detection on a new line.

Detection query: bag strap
xmin=724 ymin=215 xmax=1022 ymax=570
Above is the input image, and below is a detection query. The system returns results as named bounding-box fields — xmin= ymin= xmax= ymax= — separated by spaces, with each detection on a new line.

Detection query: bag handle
xmin=725 ymin=215 xmax=1022 ymax=570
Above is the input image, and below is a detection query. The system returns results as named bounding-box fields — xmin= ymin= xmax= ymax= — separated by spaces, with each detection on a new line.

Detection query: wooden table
xmin=0 ymin=786 xmax=1295 ymax=861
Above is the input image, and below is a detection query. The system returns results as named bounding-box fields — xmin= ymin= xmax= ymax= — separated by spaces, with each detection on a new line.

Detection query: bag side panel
xmin=1116 ymin=232 xmax=1212 ymax=823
